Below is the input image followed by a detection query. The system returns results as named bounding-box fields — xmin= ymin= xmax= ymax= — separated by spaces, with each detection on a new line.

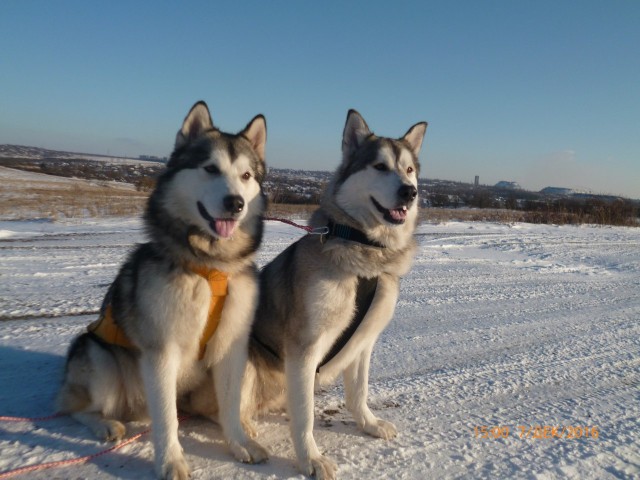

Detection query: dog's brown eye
xmin=407 ymin=166 xmax=414 ymax=174
xmin=374 ymin=163 xmax=388 ymax=171
xmin=242 ymin=171 xmax=252 ymax=180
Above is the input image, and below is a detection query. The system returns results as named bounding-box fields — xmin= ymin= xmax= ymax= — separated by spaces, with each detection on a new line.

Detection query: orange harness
xmin=87 ymin=266 xmax=228 ymax=360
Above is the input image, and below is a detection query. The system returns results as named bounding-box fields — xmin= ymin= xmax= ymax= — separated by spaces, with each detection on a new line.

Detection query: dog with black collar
xmin=244 ymin=109 xmax=428 ymax=479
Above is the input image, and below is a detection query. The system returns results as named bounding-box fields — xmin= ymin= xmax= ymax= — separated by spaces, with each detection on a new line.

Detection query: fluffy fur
xmin=57 ymin=101 xmax=269 ymax=479
xmin=245 ymin=110 xmax=428 ymax=479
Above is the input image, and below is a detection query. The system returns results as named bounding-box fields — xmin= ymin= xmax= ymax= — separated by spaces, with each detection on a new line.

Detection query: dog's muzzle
xmin=370 ymin=184 xmax=416 ymax=225
xmin=197 ymin=201 xmax=240 ymax=239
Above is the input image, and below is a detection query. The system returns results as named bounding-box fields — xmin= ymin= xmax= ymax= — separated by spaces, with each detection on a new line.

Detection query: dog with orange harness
xmin=56 ymin=101 xmax=269 ymax=479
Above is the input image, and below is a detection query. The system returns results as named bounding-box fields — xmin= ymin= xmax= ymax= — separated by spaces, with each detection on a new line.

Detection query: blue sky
xmin=1 ymin=1 xmax=639 ymax=198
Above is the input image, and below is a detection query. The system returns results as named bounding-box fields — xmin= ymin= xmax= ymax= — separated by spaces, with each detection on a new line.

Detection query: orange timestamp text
xmin=474 ymin=425 xmax=600 ymax=440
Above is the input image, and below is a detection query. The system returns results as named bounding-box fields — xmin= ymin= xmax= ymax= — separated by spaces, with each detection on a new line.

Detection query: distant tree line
xmin=519 ymin=197 xmax=638 ymax=226
xmin=419 ymin=182 xmax=638 ymax=226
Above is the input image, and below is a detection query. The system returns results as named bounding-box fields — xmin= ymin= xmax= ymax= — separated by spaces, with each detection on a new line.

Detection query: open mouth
xmin=197 ymin=201 xmax=238 ymax=239
xmin=370 ymin=196 xmax=408 ymax=225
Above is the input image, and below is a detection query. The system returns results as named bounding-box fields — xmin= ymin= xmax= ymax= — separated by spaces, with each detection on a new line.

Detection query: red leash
xmin=0 ymin=428 xmax=150 ymax=479
xmin=0 ymin=414 xmax=190 ymax=478
xmin=0 ymin=413 xmax=64 ymax=422
xmin=264 ymin=216 xmax=313 ymax=232
xmin=264 ymin=216 xmax=330 ymax=236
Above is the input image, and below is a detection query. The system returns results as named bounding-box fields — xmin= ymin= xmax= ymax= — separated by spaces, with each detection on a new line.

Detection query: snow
xmin=1 ymin=219 xmax=639 ymax=479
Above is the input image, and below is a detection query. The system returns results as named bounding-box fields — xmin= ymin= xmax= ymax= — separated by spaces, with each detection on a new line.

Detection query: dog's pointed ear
xmin=175 ymin=101 xmax=214 ymax=149
xmin=240 ymin=114 xmax=267 ymax=162
xmin=402 ymin=121 xmax=428 ymax=157
xmin=342 ymin=109 xmax=371 ymax=158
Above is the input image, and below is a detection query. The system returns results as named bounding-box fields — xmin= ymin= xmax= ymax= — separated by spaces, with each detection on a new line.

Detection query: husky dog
xmin=57 ymin=101 xmax=269 ymax=479
xmin=245 ymin=110 xmax=427 ymax=478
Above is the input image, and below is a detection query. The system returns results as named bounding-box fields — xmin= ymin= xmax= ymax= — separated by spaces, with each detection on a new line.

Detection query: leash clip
xmin=309 ymin=226 xmax=329 ymax=235
xmin=309 ymin=226 xmax=329 ymax=244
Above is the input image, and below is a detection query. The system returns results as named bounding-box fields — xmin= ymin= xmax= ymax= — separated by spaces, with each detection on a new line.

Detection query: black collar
xmin=326 ymin=220 xmax=386 ymax=248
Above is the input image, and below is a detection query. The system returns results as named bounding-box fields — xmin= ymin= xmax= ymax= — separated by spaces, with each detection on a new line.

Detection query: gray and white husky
xmin=244 ymin=110 xmax=428 ymax=478
xmin=57 ymin=101 xmax=269 ymax=479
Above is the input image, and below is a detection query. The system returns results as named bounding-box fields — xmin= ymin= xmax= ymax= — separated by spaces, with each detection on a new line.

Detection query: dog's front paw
xmin=300 ymin=455 xmax=337 ymax=480
xmin=229 ymin=438 xmax=269 ymax=464
xmin=363 ymin=418 xmax=397 ymax=440
xmin=157 ymin=452 xmax=190 ymax=480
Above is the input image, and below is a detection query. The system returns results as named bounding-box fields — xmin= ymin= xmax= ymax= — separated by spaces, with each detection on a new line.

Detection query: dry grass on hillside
xmin=0 ymin=168 xmax=148 ymax=220
xmin=265 ymin=203 xmax=317 ymax=220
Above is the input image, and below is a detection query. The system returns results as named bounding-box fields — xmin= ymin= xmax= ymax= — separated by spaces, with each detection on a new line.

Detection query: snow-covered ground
xmin=0 ymin=218 xmax=638 ymax=479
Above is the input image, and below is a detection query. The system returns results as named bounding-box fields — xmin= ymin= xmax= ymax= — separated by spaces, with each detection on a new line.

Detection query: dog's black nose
xmin=223 ymin=195 xmax=245 ymax=213
xmin=398 ymin=184 xmax=417 ymax=202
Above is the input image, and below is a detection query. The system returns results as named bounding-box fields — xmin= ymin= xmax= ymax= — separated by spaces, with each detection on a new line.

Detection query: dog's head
xmin=158 ymin=101 xmax=267 ymax=241
xmin=145 ymin=101 xmax=267 ymax=265
xmin=333 ymin=110 xmax=427 ymax=230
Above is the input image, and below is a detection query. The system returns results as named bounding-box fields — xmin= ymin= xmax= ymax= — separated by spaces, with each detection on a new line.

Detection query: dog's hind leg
xmin=57 ymin=381 xmax=126 ymax=441
xmin=71 ymin=412 xmax=126 ymax=441
xmin=343 ymin=344 xmax=397 ymax=440
xmin=57 ymin=335 xmax=133 ymax=443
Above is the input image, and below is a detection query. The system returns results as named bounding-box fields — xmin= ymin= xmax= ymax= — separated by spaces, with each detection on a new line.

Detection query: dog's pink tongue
xmin=214 ymin=219 xmax=238 ymax=238
xmin=389 ymin=207 xmax=408 ymax=221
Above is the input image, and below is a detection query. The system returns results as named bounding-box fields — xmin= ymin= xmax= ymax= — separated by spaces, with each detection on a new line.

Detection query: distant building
xmin=495 ymin=181 xmax=521 ymax=190
xmin=474 ymin=175 xmax=479 ymax=186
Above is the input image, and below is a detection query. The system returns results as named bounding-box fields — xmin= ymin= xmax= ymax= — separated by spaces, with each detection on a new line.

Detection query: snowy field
xmin=0 ymin=218 xmax=638 ymax=479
